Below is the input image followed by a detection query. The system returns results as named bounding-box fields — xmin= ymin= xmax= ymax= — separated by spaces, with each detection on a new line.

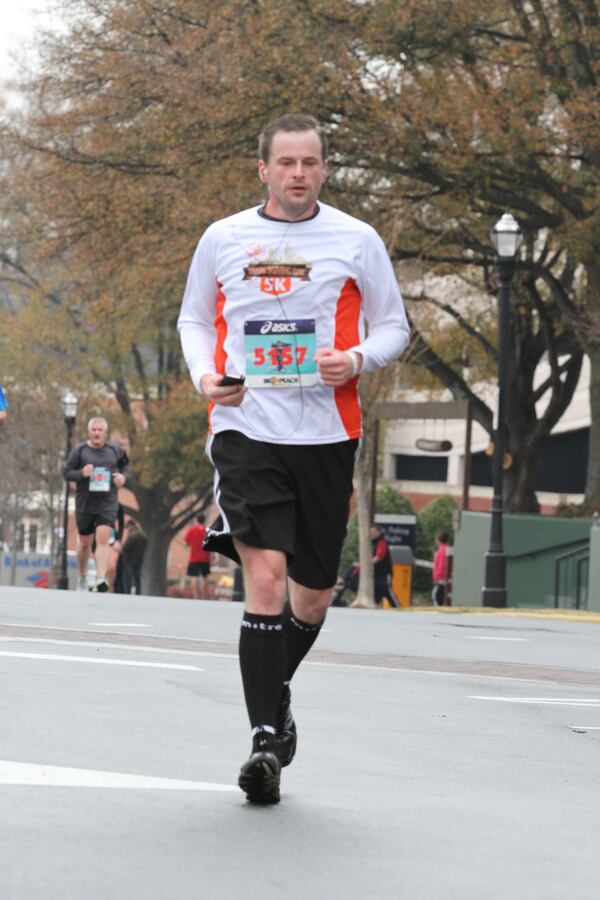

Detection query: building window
xmin=16 ymin=524 xmax=25 ymax=552
xmin=29 ymin=524 xmax=38 ymax=552
xmin=470 ymin=451 xmax=493 ymax=487
xmin=394 ymin=454 xmax=449 ymax=482
xmin=536 ymin=428 xmax=588 ymax=494
xmin=469 ymin=428 xmax=589 ymax=493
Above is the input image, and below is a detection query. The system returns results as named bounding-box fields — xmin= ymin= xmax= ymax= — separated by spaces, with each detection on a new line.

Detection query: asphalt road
xmin=1 ymin=586 xmax=599 ymax=900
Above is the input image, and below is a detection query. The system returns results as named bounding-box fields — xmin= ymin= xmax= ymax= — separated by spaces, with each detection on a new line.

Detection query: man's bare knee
xmin=290 ymin=581 xmax=332 ymax=624
xmin=95 ymin=525 xmax=112 ymax=546
xmin=234 ymin=542 xmax=287 ymax=614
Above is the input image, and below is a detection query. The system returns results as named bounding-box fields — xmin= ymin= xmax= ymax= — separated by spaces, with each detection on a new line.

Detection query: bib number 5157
xmin=253 ymin=346 xmax=307 ymax=367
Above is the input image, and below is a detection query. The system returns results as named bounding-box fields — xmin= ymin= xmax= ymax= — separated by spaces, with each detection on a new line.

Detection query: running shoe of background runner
xmin=238 ymin=729 xmax=281 ymax=804
xmin=275 ymin=685 xmax=297 ymax=767
xmin=90 ymin=580 xmax=108 ymax=593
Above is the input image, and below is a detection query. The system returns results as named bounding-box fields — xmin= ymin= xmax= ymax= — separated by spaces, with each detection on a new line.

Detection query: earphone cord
xmin=238 ymin=291 xmax=306 ymax=442
xmin=230 ymin=218 xmax=307 ymax=442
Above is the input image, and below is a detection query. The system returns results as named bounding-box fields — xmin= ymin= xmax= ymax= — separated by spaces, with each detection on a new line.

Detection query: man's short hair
xmin=259 ymin=114 xmax=328 ymax=163
xmin=196 ymin=513 xmax=205 ymax=524
xmin=88 ymin=416 xmax=108 ymax=430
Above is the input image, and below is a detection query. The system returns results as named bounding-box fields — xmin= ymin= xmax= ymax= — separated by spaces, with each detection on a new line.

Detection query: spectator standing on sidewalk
xmin=0 ymin=384 xmax=8 ymax=424
xmin=432 ymin=532 xmax=450 ymax=606
xmin=64 ymin=417 xmax=130 ymax=592
xmin=121 ymin=519 xmax=147 ymax=595
xmin=371 ymin=524 xmax=399 ymax=609
xmin=184 ymin=513 xmax=211 ymax=599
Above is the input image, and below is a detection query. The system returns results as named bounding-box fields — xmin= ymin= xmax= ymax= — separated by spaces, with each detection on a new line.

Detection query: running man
xmin=178 ymin=113 xmax=409 ymax=803
xmin=64 ymin=416 xmax=130 ymax=592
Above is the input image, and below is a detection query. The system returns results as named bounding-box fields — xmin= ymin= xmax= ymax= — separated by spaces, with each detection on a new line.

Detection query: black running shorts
xmin=206 ymin=430 xmax=358 ymax=590
xmin=187 ymin=561 xmax=211 ymax=577
xmin=76 ymin=511 xmax=116 ymax=536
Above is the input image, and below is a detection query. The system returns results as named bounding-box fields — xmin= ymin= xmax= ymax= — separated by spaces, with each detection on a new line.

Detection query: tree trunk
xmin=9 ymin=515 xmax=19 ymax=587
xmin=351 ymin=432 xmax=376 ymax=609
xmin=504 ymin=441 xmax=541 ymax=513
xmin=585 ymin=345 xmax=600 ymax=511
xmin=141 ymin=525 xmax=171 ymax=597
xmin=134 ymin=482 xmax=174 ymax=597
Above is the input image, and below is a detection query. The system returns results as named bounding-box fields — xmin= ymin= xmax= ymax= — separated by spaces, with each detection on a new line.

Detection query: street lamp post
xmin=481 ymin=213 xmax=522 ymax=608
xmin=57 ymin=392 xmax=78 ymax=590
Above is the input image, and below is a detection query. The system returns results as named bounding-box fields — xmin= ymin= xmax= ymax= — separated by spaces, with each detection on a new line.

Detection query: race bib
xmin=89 ymin=467 xmax=111 ymax=492
xmin=244 ymin=319 xmax=317 ymax=388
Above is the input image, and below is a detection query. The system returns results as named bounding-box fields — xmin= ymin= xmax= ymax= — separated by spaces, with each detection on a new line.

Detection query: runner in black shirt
xmin=64 ymin=416 xmax=130 ymax=592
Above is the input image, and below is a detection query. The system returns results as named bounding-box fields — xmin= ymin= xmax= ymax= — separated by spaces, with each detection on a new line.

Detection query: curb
xmin=408 ymin=606 xmax=600 ymax=623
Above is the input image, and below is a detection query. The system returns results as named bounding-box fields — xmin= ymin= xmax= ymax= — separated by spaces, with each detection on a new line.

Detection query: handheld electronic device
xmin=220 ymin=374 xmax=246 ymax=387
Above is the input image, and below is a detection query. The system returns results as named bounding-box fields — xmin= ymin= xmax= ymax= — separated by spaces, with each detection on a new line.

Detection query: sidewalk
xmin=412 ymin=605 xmax=600 ymax=623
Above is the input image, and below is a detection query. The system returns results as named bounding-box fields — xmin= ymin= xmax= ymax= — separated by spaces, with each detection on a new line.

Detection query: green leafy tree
xmin=330 ymin=0 xmax=597 ymax=510
xmin=419 ymin=496 xmax=459 ymax=558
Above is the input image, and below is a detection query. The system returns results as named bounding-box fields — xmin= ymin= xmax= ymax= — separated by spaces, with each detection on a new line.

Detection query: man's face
xmin=258 ymin=129 xmax=327 ymax=221
xmin=88 ymin=421 xmax=108 ymax=448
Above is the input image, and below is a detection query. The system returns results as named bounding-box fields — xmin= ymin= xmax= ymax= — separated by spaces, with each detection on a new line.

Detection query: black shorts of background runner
xmin=187 ymin=561 xmax=211 ymax=577
xmin=76 ymin=511 xmax=117 ymax=536
xmin=205 ymin=430 xmax=358 ymax=590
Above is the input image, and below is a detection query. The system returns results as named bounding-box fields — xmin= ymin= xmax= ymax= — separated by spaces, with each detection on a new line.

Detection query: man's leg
xmin=92 ymin=525 xmax=112 ymax=588
xmin=235 ymin=541 xmax=288 ymax=723
xmin=271 ymin=580 xmax=332 ymax=768
xmin=77 ymin=534 xmax=93 ymax=588
xmin=122 ymin=561 xmax=132 ymax=594
xmin=286 ymin=580 xmax=331 ymax=676
xmin=374 ymin=579 xmax=386 ymax=607
xmin=234 ymin=540 xmax=288 ymax=804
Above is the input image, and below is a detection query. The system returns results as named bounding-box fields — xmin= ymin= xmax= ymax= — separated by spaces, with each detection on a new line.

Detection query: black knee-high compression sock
xmin=283 ymin=602 xmax=323 ymax=683
xmin=239 ymin=612 xmax=287 ymax=731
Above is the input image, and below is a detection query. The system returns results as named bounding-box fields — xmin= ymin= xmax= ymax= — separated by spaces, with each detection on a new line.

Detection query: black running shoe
xmin=90 ymin=580 xmax=108 ymax=593
xmin=275 ymin=685 xmax=297 ymax=768
xmin=238 ymin=730 xmax=281 ymax=804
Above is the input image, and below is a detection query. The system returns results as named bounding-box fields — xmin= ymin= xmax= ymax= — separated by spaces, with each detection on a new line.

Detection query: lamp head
xmin=491 ymin=213 xmax=522 ymax=258
xmin=62 ymin=391 xmax=78 ymax=422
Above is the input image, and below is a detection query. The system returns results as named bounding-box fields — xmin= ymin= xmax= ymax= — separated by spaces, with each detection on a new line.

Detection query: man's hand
xmin=82 ymin=463 xmax=94 ymax=478
xmin=315 ymin=348 xmax=362 ymax=386
xmin=113 ymin=472 xmax=126 ymax=488
xmin=200 ymin=374 xmax=247 ymax=407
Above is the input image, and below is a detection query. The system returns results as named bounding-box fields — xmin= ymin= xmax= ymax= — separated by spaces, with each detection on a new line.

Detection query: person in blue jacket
xmin=0 ymin=385 xmax=8 ymax=423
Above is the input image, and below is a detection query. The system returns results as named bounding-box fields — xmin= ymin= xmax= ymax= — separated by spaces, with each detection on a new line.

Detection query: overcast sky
xmin=0 ymin=1 xmax=58 ymax=82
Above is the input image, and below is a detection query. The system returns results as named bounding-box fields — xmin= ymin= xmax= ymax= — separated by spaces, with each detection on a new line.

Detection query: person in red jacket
xmin=184 ymin=513 xmax=211 ymax=599
xmin=432 ymin=531 xmax=450 ymax=606
xmin=371 ymin=524 xmax=399 ymax=609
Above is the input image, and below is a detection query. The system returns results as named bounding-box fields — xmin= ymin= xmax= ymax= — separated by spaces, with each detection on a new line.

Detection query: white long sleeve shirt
xmin=178 ymin=202 xmax=409 ymax=444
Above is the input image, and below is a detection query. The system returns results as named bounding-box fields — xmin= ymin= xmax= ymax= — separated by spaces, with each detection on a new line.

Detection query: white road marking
xmin=469 ymin=695 xmax=600 ymax=706
xmin=466 ymin=636 xmax=530 ymax=642
xmin=0 ymin=637 xmax=588 ymax=687
xmin=0 ymin=651 xmax=202 ymax=671
xmin=568 ymin=726 xmax=600 ymax=730
xmin=88 ymin=623 xmax=150 ymax=628
xmin=0 ymin=760 xmax=235 ymax=791
xmin=0 ymin=637 xmax=237 ymax=659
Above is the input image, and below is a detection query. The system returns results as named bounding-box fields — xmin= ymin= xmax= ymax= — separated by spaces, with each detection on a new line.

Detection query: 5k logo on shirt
xmin=260 ymin=275 xmax=292 ymax=295
xmin=242 ymin=244 xmax=312 ymax=297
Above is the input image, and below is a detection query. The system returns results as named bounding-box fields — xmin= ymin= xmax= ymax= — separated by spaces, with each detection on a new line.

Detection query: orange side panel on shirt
xmin=208 ymin=282 xmax=228 ymax=431
xmin=334 ymin=278 xmax=362 ymax=439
